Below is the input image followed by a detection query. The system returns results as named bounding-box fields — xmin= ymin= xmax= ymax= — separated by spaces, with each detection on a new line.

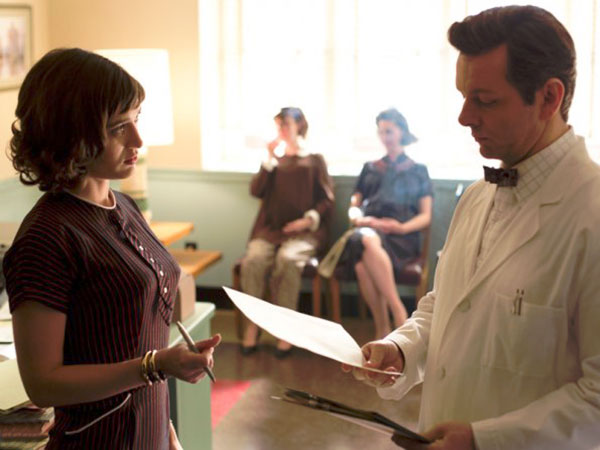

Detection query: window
xmin=199 ymin=0 xmax=600 ymax=178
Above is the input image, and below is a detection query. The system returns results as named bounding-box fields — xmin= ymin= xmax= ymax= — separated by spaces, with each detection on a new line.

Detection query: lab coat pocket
xmin=482 ymin=292 xmax=565 ymax=378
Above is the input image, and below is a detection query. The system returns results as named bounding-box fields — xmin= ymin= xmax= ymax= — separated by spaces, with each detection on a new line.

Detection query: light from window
xmin=199 ymin=0 xmax=600 ymax=178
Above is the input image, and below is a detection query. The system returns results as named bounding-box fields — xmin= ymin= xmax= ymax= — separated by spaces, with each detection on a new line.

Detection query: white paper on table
xmin=0 ymin=359 xmax=29 ymax=412
xmin=0 ymin=324 xmax=13 ymax=343
xmin=0 ymin=343 xmax=16 ymax=361
xmin=0 ymin=299 xmax=10 ymax=321
xmin=223 ymin=287 xmax=402 ymax=376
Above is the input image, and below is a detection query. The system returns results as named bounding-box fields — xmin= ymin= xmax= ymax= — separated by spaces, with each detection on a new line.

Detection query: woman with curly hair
xmin=3 ymin=48 xmax=220 ymax=449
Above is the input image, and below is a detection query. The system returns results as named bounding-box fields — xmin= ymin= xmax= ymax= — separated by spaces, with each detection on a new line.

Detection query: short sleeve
xmin=3 ymin=224 xmax=76 ymax=314
xmin=417 ymin=164 xmax=433 ymax=199
xmin=353 ymin=163 xmax=370 ymax=196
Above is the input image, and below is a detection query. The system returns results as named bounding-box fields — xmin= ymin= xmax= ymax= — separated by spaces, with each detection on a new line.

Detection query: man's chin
xmin=478 ymin=145 xmax=499 ymax=160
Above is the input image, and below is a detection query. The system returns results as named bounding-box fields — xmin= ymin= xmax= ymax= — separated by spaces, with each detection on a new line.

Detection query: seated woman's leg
xmin=360 ymin=232 xmax=408 ymax=328
xmin=355 ymin=260 xmax=391 ymax=339
xmin=271 ymin=238 xmax=316 ymax=353
xmin=240 ymin=239 xmax=275 ymax=348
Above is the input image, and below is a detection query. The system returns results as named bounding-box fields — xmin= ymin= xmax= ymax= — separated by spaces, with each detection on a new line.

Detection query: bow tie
xmin=483 ymin=166 xmax=518 ymax=187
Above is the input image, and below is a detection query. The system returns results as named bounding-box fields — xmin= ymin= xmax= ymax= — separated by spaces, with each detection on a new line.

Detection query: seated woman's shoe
xmin=274 ymin=347 xmax=293 ymax=359
xmin=274 ymin=340 xmax=293 ymax=359
xmin=240 ymin=327 xmax=262 ymax=355
xmin=240 ymin=344 xmax=258 ymax=356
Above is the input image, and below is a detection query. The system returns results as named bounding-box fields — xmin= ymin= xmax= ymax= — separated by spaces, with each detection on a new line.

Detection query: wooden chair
xmin=231 ymin=257 xmax=322 ymax=338
xmin=328 ymin=227 xmax=431 ymax=322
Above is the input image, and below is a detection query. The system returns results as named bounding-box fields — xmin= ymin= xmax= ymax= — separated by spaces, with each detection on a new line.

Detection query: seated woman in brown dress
xmin=240 ymin=107 xmax=334 ymax=358
xmin=343 ymin=108 xmax=432 ymax=339
xmin=4 ymin=48 xmax=220 ymax=449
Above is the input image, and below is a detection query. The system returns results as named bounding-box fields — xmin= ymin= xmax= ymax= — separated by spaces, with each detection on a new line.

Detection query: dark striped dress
xmin=3 ymin=190 xmax=180 ymax=449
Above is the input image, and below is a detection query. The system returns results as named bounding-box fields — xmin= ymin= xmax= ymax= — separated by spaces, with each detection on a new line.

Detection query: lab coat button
xmin=440 ymin=367 xmax=446 ymax=380
xmin=458 ymin=300 xmax=471 ymax=312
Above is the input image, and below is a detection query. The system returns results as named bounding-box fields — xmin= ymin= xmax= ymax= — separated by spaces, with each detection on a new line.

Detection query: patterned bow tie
xmin=483 ymin=166 xmax=518 ymax=187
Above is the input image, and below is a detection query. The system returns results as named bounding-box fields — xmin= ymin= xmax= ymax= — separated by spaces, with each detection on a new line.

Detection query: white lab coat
xmin=379 ymin=136 xmax=600 ymax=449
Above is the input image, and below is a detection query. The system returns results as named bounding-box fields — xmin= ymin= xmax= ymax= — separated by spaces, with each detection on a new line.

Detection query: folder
xmin=273 ymin=387 xmax=430 ymax=444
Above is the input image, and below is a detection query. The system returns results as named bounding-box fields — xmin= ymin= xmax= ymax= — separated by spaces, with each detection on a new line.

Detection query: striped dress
xmin=3 ymin=190 xmax=180 ymax=449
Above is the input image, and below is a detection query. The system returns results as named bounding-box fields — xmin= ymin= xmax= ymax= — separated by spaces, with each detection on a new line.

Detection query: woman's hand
xmin=156 ymin=334 xmax=221 ymax=383
xmin=169 ymin=420 xmax=184 ymax=450
xmin=374 ymin=218 xmax=405 ymax=234
xmin=267 ymin=138 xmax=281 ymax=159
xmin=348 ymin=206 xmax=363 ymax=225
xmin=354 ymin=216 xmax=377 ymax=228
xmin=283 ymin=217 xmax=313 ymax=234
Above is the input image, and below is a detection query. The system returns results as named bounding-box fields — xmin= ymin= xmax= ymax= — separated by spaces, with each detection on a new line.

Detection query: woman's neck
xmin=69 ymin=178 xmax=113 ymax=207
xmin=387 ymin=146 xmax=405 ymax=160
xmin=284 ymin=140 xmax=300 ymax=156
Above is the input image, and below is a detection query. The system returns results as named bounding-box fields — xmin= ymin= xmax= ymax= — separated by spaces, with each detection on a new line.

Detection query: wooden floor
xmin=210 ymin=310 xmax=422 ymax=450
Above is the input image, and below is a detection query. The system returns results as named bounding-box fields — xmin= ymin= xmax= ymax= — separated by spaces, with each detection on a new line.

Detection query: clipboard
xmin=272 ymin=387 xmax=430 ymax=444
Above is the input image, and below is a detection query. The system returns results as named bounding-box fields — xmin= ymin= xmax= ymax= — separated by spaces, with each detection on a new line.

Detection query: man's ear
xmin=538 ymin=77 xmax=565 ymax=120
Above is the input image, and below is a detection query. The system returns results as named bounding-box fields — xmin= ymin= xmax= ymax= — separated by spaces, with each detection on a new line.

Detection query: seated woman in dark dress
xmin=344 ymin=108 xmax=432 ymax=339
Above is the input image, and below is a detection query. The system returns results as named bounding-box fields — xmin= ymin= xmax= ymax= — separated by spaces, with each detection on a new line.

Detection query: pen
xmin=176 ymin=320 xmax=216 ymax=383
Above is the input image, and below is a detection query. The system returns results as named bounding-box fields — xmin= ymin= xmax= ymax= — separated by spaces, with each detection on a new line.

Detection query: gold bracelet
xmin=149 ymin=350 xmax=162 ymax=384
xmin=151 ymin=350 xmax=167 ymax=383
xmin=141 ymin=351 xmax=153 ymax=386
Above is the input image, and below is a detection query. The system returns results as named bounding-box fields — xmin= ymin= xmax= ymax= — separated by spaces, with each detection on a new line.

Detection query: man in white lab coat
xmin=344 ymin=5 xmax=600 ymax=449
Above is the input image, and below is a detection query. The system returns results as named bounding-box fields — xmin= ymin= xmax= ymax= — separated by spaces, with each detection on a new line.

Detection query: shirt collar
xmin=510 ymin=127 xmax=575 ymax=203
xmin=383 ymin=153 xmax=409 ymax=164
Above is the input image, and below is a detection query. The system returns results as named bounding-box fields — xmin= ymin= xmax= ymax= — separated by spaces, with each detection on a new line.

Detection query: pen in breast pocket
xmin=512 ymin=289 xmax=524 ymax=316
xmin=176 ymin=320 xmax=216 ymax=383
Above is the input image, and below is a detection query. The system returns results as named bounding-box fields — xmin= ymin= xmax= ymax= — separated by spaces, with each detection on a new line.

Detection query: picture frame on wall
xmin=0 ymin=5 xmax=32 ymax=91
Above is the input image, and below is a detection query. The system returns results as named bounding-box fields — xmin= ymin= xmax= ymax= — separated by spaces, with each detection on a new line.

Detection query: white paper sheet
xmin=0 ymin=343 xmax=16 ymax=361
xmin=0 ymin=298 xmax=10 ymax=321
xmin=0 ymin=359 xmax=29 ymax=412
xmin=0 ymin=323 xmax=13 ymax=343
xmin=223 ymin=287 xmax=401 ymax=376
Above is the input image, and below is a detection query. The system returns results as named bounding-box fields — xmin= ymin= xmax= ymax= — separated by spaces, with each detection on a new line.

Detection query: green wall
xmin=0 ymin=171 xmax=473 ymax=293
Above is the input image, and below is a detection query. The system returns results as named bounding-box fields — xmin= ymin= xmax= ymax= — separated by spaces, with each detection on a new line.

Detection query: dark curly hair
xmin=9 ymin=48 xmax=145 ymax=192
xmin=448 ymin=5 xmax=576 ymax=121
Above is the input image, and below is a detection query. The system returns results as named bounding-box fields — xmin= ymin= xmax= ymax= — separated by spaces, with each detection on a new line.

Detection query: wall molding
xmin=147 ymin=168 xmax=472 ymax=188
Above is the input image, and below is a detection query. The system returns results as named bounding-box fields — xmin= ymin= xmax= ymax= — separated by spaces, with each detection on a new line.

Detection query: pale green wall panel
xmin=0 ymin=171 xmax=474 ymax=294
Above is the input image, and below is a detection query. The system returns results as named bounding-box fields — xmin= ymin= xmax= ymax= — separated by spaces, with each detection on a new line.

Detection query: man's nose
xmin=458 ymin=101 xmax=479 ymax=128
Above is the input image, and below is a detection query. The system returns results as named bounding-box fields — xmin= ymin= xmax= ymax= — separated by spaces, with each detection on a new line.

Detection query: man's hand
xmin=282 ymin=217 xmax=313 ymax=234
xmin=341 ymin=339 xmax=404 ymax=388
xmin=392 ymin=422 xmax=475 ymax=449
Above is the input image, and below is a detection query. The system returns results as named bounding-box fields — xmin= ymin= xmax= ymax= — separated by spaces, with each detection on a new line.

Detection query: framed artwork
xmin=0 ymin=5 xmax=31 ymax=90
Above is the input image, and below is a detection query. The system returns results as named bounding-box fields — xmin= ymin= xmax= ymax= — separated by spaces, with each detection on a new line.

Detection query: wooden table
xmin=149 ymin=221 xmax=194 ymax=246
xmin=1 ymin=221 xmax=194 ymax=248
xmin=169 ymin=249 xmax=222 ymax=278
